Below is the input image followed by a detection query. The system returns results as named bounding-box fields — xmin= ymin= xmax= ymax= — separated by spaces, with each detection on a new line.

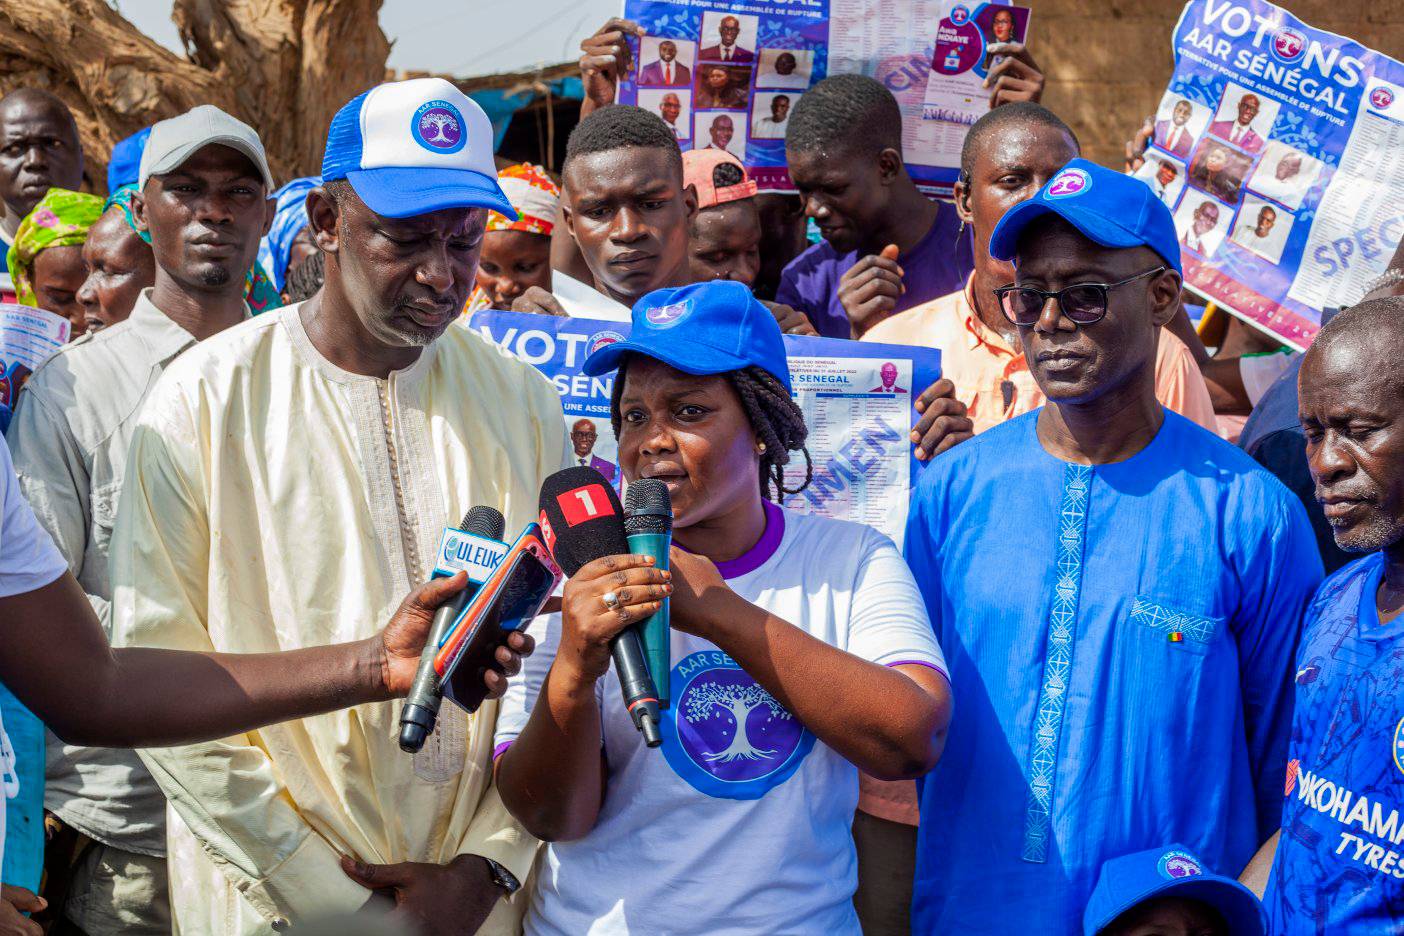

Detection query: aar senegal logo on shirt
xmin=661 ymin=651 xmax=815 ymax=799
xmin=1394 ymin=716 xmax=1404 ymax=777
xmin=1046 ymin=168 xmax=1090 ymax=199
xmin=411 ymin=100 xmax=467 ymax=155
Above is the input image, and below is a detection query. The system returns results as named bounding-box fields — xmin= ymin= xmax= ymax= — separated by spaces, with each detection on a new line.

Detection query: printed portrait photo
xmin=698 ymin=11 xmax=759 ymax=63
xmin=638 ymin=88 xmax=692 ymax=141
xmin=1152 ymin=91 xmax=1211 ymax=161
xmin=977 ymin=4 xmax=1029 ymax=52
xmin=568 ymin=417 xmax=621 ymax=488
xmin=1246 ymin=141 xmax=1325 ymax=211
xmin=1134 ymin=154 xmax=1187 ymax=210
xmin=1208 ymin=82 xmax=1281 ymax=154
xmin=695 ymin=110 xmax=748 ymax=160
xmin=755 ymin=48 xmax=814 ymax=90
xmin=1231 ymin=195 xmax=1295 ymax=265
xmin=751 ymin=92 xmax=796 ymax=140
xmin=1174 ymin=193 xmax=1234 ymax=260
xmin=637 ymin=37 xmax=696 ymax=88
xmin=694 ymin=63 xmax=752 ymax=110
xmin=1187 ymin=137 xmax=1253 ymax=205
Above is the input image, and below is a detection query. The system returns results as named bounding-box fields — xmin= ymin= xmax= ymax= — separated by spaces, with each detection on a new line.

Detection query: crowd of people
xmin=0 ymin=11 xmax=1398 ymax=936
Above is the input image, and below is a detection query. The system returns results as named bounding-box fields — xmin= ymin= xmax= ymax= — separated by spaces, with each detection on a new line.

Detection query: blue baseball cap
xmin=1083 ymin=845 xmax=1266 ymax=936
xmin=582 ymin=281 xmax=791 ymax=393
xmin=990 ymin=158 xmax=1182 ymax=275
xmin=321 ymin=77 xmax=515 ymax=220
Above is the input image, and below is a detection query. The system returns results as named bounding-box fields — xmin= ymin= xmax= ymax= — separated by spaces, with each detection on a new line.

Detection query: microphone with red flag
xmin=538 ymin=467 xmax=663 ymax=748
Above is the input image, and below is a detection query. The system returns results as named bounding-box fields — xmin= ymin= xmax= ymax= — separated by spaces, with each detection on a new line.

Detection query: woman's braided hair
xmin=609 ymin=357 xmax=813 ymax=502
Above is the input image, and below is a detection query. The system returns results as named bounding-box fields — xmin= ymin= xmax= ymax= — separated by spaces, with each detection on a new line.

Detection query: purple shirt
xmin=775 ymin=201 xmax=974 ymax=339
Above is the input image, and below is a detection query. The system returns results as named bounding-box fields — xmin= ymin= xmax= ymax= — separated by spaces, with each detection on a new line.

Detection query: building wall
xmin=1036 ymin=0 xmax=1404 ymax=168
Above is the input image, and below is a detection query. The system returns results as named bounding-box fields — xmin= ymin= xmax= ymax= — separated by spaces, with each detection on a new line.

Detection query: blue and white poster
xmin=1142 ymin=0 xmax=1404 ymax=349
xmin=616 ymin=0 xmax=1018 ymax=196
xmin=468 ymin=311 xmax=940 ymax=546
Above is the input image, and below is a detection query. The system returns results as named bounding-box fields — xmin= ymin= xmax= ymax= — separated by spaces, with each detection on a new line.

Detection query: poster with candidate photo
xmin=618 ymin=0 xmax=829 ymax=190
xmin=1157 ymin=0 xmax=1404 ymax=350
xmin=467 ymin=310 xmax=941 ymax=547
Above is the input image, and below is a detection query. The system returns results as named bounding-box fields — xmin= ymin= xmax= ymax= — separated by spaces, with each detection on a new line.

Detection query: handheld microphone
xmin=399 ymin=506 xmax=507 ymax=754
xmin=539 ymin=466 xmax=663 ymax=748
xmin=624 ymin=479 xmax=672 ymax=709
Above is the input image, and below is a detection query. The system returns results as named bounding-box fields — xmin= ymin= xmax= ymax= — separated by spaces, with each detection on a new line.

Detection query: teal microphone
xmin=624 ymin=479 xmax=672 ymax=708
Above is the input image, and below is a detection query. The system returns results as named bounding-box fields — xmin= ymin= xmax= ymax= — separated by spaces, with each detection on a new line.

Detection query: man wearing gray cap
xmin=7 ymin=103 xmax=273 ymax=934
xmin=110 ymin=78 xmax=564 ymax=935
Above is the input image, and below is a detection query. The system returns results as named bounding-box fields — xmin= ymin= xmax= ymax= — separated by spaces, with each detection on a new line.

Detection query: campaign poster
xmin=1149 ymin=0 xmax=1404 ymax=350
xmin=467 ymin=311 xmax=940 ymax=547
xmin=0 ymin=305 xmax=69 ymax=409
xmin=922 ymin=3 xmax=1031 ymax=127
xmin=619 ymin=0 xmax=829 ymax=191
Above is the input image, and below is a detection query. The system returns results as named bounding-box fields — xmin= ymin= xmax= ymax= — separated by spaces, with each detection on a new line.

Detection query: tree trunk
xmin=0 ymin=0 xmax=389 ymax=191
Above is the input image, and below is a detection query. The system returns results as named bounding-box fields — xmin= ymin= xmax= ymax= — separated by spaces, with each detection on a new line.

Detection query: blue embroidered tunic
xmin=904 ymin=410 xmax=1322 ymax=934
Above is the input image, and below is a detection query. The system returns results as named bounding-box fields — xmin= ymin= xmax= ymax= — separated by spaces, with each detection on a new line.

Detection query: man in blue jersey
xmin=903 ymin=159 xmax=1322 ymax=934
xmin=1258 ymin=296 xmax=1404 ymax=934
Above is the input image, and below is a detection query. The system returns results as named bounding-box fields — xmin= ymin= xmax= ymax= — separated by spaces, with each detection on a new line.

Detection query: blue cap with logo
xmin=1083 ymin=844 xmax=1266 ymax=936
xmin=990 ymin=158 xmax=1182 ymax=275
xmin=321 ymin=77 xmax=515 ymax=220
xmin=582 ymin=281 xmax=792 ymax=393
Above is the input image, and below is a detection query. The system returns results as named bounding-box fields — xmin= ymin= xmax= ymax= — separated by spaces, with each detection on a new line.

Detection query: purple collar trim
xmin=706 ymin=500 xmax=785 ymax=580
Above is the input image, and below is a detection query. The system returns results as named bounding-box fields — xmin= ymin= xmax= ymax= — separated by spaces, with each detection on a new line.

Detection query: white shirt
xmin=0 ymin=435 xmax=70 ymax=874
xmin=497 ymin=505 xmax=947 ymax=935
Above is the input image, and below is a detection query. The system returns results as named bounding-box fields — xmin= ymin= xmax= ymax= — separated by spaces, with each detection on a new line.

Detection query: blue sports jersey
xmin=1265 ymin=551 xmax=1404 ymax=934
xmin=905 ymin=410 xmax=1322 ymax=934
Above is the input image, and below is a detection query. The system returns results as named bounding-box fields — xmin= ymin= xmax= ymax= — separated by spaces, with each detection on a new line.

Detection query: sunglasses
xmin=994 ymin=267 xmax=1167 ymax=327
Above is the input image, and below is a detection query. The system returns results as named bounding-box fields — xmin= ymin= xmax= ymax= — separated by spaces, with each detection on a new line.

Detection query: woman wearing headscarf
xmin=256 ymin=175 xmax=321 ymax=296
xmin=73 ymin=186 xmax=158 ymax=333
xmin=468 ymin=163 xmax=559 ymax=311
xmin=495 ymin=280 xmax=953 ymax=936
xmin=7 ymin=188 xmax=103 ymax=338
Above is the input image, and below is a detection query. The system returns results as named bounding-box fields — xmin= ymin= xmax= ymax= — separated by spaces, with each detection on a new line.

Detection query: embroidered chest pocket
xmin=1128 ymin=596 xmax=1224 ymax=658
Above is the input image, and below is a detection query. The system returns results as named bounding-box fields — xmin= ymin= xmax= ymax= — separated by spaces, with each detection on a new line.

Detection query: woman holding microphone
xmin=495 ymin=280 xmax=952 ymax=935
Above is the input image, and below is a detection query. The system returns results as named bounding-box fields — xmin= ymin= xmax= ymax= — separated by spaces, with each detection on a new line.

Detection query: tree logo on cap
xmin=1047 ymin=168 xmax=1090 ymax=199
xmin=1372 ymin=86 xmax=1396 ymax=110
xmin=412 ymin=100 xmax=467 ymax=155
xmin=646 ymin=300 xmax=692 ymax=328
xmin=1157 ymin=851 xmax=1203 ymax=880
xmin=1271 ymin=27 xmax=1306 ymax=64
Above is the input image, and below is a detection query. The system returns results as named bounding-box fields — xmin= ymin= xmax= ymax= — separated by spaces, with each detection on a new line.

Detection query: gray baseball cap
xmin=138 ymin=104 xmax=274 ymax=190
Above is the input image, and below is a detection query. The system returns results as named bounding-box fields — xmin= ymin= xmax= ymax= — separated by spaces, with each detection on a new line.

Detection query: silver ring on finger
xmin=601 ymin=590 xmax=620 ymax=611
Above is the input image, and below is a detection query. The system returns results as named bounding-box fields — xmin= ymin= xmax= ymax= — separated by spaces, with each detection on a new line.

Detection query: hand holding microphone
xmin=399 ymin=506 xmax=508 ymax=753
xmin=540 ymin=467 xmax=671 ymax=747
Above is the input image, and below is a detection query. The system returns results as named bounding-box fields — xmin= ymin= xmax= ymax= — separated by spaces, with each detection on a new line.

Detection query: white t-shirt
xmin=496 ymin=504 xmax=947 ymax=936
xmin=0 ymin=435 xmax=70 ymax=872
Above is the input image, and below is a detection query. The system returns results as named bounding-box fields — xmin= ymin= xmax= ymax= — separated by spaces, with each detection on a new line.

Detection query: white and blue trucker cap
xmin=321 ymin=77 xmax=516 ymax=220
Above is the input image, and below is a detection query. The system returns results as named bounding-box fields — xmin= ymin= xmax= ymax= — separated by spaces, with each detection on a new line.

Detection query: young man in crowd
xmin=903 ymin=161 xmax=1321 ymax=933
xmin=863 ymin=102 xmax=1217 ymax=462
xmin=1251 ymin=296 xmax=1404 ymax=933
xmin=512 ymin=105 xmax=696 ymax=321
xmin=682 ymin=147 xmax=815 ymax=335
xmin=0 ymin=89 xmax=84 ymax=287
xmin=7 ymin=105 xmax=276 ymax=934
xmin=779 ymin=74 xmax=973 ymax=339
xmin=110 ymin=78 xmax=566 ymax=935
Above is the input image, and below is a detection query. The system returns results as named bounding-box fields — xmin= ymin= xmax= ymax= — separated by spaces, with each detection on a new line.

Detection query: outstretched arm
xmin=0 ymin=569 xmax=529 ymax=748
